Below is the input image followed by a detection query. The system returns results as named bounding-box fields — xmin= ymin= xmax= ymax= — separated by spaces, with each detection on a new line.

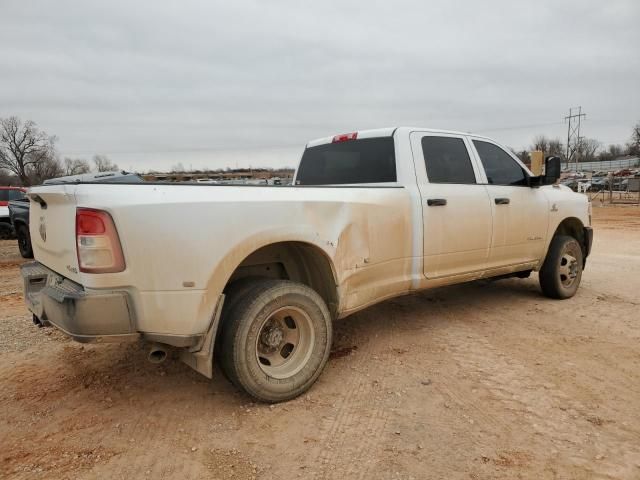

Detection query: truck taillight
xmin=76 ymin=208 xmax=125 ymax=273
xmin=332 ymin=132 xmax=358 ymax=143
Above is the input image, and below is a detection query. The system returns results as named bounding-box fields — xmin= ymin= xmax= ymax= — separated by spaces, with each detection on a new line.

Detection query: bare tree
xmin=598 ymin=144 xmax=624 ymax=161
xmin=627 ymin=123 xmax=640 ymax=156
xmin=28 ymin=155 xmax=64 ymax=185
xmin=531 ymin=135 xmax=550 ymax=153
xmin=547 ymin=139 xmax=563 ymax=157
xmin=0 ymin=168 xmax=20 ymax=186
xmin=530 ymin=135 xmax=563 ymax=158
xmin=63 ymin=157 xmax=91 ymax=176
xmin=171 ymin=162 xmax=185 ymax=173
xmin=0 ymin=116 xmax=58 ymax=186
xmin=576 ymin=138 xmax=600 ymax=162
xmin=93 ymin=154 xmax=118 ymax=172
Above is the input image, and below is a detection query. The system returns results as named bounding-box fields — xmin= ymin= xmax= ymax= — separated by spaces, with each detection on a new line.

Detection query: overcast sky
xmin=1 ymin=0 xmax=639 ymax=171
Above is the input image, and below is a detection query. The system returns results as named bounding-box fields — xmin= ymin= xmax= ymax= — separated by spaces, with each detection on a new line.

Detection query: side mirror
xmin=544 ymin=156 xmax=561 ymax=185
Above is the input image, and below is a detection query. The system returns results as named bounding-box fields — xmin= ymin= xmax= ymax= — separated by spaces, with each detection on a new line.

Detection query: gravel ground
xmin=0 ymin=242 xmax=69 ymax=354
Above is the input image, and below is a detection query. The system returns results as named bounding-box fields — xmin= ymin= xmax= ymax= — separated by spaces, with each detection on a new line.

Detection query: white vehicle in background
xmin=577 ymin=181 xmax=592 ymax=193
xmin=244 ymin=178 xmax=268 ymax=185
xmin=21 ymin=127 xmax=592 ymax=402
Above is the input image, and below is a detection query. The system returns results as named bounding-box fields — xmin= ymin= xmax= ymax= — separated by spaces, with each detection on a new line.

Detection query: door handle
xmin=426 ymin=198 xmax=447 ymax=206
xmin=494 ymin=197 xmax=510 ymax=205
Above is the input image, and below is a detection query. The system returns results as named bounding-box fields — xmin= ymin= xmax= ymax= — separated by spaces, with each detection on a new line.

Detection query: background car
xmin=0 ymin=187 xmax=27 ymax=239
xmin=590 ymin=177 xmax=607 ymax=191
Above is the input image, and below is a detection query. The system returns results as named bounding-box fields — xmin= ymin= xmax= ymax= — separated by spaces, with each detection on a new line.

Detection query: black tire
xmin=215 ymin=277 xmax=269 ymax=381
xmin=220 ymin=277 xmax=266 ymax=322
xmin=218 ymin=278 xmax=333 ymax=403
xmin=16 ymin=224 xmax=33 ymax=258
xmin=539 ymin=235 xmax=583 ymax=299
xmin=0 ymin=222 xmax=13 ymax=240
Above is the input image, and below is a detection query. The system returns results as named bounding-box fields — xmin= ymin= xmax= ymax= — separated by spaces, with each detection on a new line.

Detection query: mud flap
xmin=179 ymin=294 xmax=225 ymax=378
xmin=583 ymin=226 xmax=593 ymax=266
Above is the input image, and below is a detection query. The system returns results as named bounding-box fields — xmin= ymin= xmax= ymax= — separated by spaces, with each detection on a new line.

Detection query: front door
xmin=410 ymin=132 xmax=493 ymax=279
xmin=470 ymin=138 xmax=549 ymax=268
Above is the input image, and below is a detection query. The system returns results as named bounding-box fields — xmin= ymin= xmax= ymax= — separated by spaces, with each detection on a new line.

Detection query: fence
xmin=565 ymin=157 xmax=639 ymax=173
xmin=588 ymin=176 xmax=640 ymax=205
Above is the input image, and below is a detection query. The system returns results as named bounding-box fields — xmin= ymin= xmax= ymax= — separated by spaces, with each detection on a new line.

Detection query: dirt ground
xmin=1 ymin=206 xmax=639 ymax=480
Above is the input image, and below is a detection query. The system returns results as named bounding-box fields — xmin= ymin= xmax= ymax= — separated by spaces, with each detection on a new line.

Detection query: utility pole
xmin=564 ymin=106 xmax=586 ymax=171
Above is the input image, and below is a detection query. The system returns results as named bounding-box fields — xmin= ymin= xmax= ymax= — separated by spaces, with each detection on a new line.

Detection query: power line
xmin=63 ymin=122 xmax=569 ymax=156
xmin=57 ymin=117 xmax=630 ymax=158
xmin=475 ymin=120 xmax=565 ymax=133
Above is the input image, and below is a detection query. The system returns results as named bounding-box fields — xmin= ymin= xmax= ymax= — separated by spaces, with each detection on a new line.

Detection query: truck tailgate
xmin=28 ymin=186 xmax=81 ymax=283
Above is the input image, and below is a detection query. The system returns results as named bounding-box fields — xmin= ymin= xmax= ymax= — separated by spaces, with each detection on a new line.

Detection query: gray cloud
xmin=1 ymin=0 xmax=638 ymax=171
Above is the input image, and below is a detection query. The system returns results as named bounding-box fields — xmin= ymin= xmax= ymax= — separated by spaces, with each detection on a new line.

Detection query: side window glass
xmin=473 ymin=140 xmax=528 ymax=186
xmin=421 ymin=136 xmax=476 ymax=184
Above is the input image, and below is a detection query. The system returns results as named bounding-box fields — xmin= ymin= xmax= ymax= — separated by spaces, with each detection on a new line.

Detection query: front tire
xmin=16 ymin=224 xmax=33 ymax=258
xmin=539 ymin=235 xmax=583 ymax=299
xmin=219 ymin=279 xmax=333 ymax=403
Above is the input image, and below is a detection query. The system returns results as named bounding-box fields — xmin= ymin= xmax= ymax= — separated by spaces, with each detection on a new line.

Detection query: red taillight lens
xmin=75 ymin=208 xmax=125 ymax=273
xmin=77 ymin=211 xmax=106 ymax=234
xmin=332 ymin=132 xmax=358 ymax=143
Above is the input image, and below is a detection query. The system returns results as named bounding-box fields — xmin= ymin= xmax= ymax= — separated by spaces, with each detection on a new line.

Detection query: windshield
xmin=296 ymin=137 xmax=396 ymax=185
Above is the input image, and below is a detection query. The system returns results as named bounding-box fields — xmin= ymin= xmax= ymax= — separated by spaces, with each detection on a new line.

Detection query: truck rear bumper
xmin=21 ymin=262 xmax=139 ymax=343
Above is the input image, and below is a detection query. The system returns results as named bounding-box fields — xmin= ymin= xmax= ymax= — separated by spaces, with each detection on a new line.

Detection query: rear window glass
xmin=296 ymin=137 xmax=396 ymax=185
xmin=0 ymin=190 xmax=23 ymax=201
xmin=8 ymin=190 xmax=25 ymax=200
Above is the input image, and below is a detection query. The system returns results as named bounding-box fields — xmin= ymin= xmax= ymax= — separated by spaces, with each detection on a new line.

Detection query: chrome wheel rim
xmin=558 ymin=244 xmax=580 ymax=288
xmin=255 ymin=306 xmax=315 ymax=379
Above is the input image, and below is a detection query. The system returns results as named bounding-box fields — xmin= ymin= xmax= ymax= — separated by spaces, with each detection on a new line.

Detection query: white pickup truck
xmin=22 ymin=127 xmax=592 ymax=402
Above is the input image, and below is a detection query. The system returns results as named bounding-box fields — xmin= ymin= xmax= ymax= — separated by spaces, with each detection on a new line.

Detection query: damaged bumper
xmin=21 ymin=262 xmax=139 ymax=343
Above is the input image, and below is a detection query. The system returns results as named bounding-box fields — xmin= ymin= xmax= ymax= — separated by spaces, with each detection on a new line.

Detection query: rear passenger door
xmin=410 ymin=132 xmax=493 ymax=279
xmin=470 ymin=139 xmax=549 ymax=268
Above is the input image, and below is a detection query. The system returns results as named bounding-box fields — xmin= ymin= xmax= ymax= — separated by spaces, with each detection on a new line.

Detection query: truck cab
xmin=296 ymin=127 xmax=591 ymax=287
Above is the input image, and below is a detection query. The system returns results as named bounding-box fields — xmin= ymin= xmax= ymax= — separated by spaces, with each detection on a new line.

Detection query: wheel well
xmin=553 ymin=217 xmax=586 ymax=255
xmin=224 ymin=242 xmax=339 ymax=317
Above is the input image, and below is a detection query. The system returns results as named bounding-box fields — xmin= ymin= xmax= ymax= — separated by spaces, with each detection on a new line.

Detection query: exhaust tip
xmin=148 ymin=344 xmax=169 ymax=364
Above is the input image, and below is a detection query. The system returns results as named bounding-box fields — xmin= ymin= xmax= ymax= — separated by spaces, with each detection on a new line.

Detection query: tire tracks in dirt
xmin=310 ymin=310 xmax=401 ymax=479
xmin=437 ymin=298 xmax=640 ymax=479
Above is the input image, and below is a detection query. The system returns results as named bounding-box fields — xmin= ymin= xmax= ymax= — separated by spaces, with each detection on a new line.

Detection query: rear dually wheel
xmin=218 ymin=279 xmax=333 ymax=403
